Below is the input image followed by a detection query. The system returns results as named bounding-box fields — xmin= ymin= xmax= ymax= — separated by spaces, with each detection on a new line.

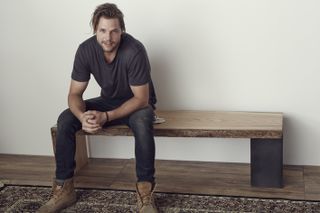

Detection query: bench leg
xmin=74 ymin=134 xmax=89 ymax=173
xmin=250 ymin=138 xmax=283 ymax=188
xmin=51 ymin=128 xmax=89 ymax=174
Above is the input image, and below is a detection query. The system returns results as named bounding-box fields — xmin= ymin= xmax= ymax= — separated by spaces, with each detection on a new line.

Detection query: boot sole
xmin=57 ymin=198 xmax=77 ymax=211
xmin=53 ymin=196 xmax=77 ymax=213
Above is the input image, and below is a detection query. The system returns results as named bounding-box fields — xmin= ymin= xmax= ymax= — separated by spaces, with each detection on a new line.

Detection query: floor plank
xmin=0 ymin=154 xmax=319 ymax=201
xmin=304 ymin=166 xmax=320 ymax=200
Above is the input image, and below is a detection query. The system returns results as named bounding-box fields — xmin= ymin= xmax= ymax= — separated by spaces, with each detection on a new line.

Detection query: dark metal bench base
xmin=251 ymin=138 xmax=283 ymax=188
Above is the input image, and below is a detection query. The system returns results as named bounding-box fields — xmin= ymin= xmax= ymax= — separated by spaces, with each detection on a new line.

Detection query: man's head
xmin=91 ymin=3 xmax=125 ymax=54
xmin=91 ymin=3 xmax=126 ymax=33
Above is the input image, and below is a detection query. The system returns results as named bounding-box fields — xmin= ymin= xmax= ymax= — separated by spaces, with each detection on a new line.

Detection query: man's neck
xmin=104 ymin=51 xmax=117 ymax=64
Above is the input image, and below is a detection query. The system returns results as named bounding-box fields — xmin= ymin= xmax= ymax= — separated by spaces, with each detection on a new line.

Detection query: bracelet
xmin=105 ymin=111 xmax=109 ymax=122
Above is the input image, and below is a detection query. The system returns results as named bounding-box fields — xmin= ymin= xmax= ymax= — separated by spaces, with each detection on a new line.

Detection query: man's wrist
xmin=78 ymin=112 xmax=86 ymax=123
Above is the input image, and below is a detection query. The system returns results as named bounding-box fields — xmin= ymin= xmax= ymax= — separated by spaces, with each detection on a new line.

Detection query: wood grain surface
xmin=52 ymin=110 xmax=283 ymax=139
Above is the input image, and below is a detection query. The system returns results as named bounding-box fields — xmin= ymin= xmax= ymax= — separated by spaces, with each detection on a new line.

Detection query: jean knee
xmin=57 ymin=109 xmax=81 ymax=134
xmin=129 ymin=107 xmax=154 ymax=133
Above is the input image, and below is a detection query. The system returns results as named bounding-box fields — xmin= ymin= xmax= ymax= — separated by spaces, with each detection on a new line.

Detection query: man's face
xmin=96 ymin=17 xmax=122 ymax=54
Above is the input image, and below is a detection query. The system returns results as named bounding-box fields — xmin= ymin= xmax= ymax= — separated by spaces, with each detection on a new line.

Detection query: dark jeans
xmin=55 ymin=97 xmax=155 ymax=183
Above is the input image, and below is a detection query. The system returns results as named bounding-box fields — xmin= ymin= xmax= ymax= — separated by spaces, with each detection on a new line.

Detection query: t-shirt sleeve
xmin=71 ymin=44 xmax=90 ymax=82
xmin=128 ymin=47 xmax=151 ymax=86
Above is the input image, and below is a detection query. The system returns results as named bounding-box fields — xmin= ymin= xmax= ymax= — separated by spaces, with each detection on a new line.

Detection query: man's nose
xmin=104 ymin=32 xmax=111 ymax=41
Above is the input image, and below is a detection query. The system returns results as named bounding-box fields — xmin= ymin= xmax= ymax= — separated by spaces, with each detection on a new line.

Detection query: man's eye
xmin=112 ymin=29 xmax=120 ymax=34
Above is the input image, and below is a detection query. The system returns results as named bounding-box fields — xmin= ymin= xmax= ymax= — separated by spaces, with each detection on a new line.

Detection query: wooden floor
xmin=1 ymin=154 xmax=320 ymax=201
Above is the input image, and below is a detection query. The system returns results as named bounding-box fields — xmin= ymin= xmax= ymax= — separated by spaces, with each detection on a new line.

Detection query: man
xmin=38 ymin=3 xmax=158 ymax=213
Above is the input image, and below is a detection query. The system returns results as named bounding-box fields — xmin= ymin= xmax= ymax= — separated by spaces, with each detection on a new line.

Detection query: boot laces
xmin=52 ymin=185 xmax=63 ymax=201
xmin=141 ymin=194 xmax=152 ymax=206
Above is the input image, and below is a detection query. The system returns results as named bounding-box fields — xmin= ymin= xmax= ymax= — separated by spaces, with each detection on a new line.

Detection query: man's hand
xmin=80 ymin=110 xmax=108 ymax=133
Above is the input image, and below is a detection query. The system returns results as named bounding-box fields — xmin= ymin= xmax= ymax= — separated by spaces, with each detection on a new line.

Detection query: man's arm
xmin=68 ymin=79 xmax=88 ymax=120
xmin=68 ymin=79 xmax=101 ymax=133
xmin=86 ymin=83 xmax=150 ymax=126
xmin=108 ymin=83 xmax=150 ymax=121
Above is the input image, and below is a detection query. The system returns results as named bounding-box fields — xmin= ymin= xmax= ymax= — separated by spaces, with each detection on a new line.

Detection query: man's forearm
xmin=68 ymin=94 xmax=86 ymax=121
xmin=108 ymin=97 xmax=149 ymax=121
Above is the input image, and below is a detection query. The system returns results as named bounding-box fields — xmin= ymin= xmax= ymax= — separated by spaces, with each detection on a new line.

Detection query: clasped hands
xmin=80 ymin=110 xmax=108 ymax=134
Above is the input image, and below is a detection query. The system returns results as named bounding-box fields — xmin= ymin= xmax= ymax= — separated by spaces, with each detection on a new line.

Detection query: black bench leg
xmin=250 ymin=138 xmax=283 ymax=188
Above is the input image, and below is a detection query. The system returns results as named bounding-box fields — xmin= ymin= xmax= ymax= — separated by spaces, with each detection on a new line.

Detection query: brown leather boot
xmin=37 ymin=178 xmax=76 ymax=213
xmin=136 ymin=181 xmax=158 ymax=213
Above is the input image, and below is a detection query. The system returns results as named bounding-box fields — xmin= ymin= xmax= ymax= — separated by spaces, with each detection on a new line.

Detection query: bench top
xmin=51 ymin=110 xmax=283 ymax=139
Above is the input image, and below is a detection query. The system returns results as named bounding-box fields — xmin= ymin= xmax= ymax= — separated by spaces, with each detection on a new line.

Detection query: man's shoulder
xmin=78 ymin=35 xmax=97 ymax=51
xmin=120 ymin=33 xmax=146 ymax=55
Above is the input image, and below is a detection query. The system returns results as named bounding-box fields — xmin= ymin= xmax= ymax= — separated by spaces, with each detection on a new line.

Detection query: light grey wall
xmin=1 ymin=0 xmax=320 ymax=165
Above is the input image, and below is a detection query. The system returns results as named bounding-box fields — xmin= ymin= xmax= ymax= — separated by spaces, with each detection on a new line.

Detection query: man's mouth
xmin=102 ymin=42 xmax=112 ymax=46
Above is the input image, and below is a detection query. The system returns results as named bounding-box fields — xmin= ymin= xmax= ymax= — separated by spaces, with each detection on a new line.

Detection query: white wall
xmin=1 ymin=0 xmax=319 ymax=165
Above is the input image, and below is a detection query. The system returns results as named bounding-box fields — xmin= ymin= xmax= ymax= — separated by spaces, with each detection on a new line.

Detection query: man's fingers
xmin=87 ymin=118 xmax=98 ymax=125
xmin=82 ymin=125 xmax=100 ymax=131
xmin=82 ymin=117 xmax=101 ymax=131
xmin=83 ymin=121 xmax=100 ymax=128
xmin=83 ymin=110 xmax=106 ymax=127
xmin=84 ymin=111 xmax=101 ymax=123
xmin=82 ymin=125 xmax=101 ymax=134
xmin=83 ymin=113 xmax=95 ymax=119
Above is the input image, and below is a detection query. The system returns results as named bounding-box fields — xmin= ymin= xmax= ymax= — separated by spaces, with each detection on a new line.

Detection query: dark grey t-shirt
xmin=71 ymin=33 xmax=157 ymax=108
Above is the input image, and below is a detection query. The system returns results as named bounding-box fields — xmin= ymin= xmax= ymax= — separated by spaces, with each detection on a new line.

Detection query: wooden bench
xmin=51 ymin=110 xmax=283 ymax=188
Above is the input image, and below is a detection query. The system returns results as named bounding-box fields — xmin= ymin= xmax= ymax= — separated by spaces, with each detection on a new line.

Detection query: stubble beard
xmin=101 ymin=41 xmax=120 ymax=54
